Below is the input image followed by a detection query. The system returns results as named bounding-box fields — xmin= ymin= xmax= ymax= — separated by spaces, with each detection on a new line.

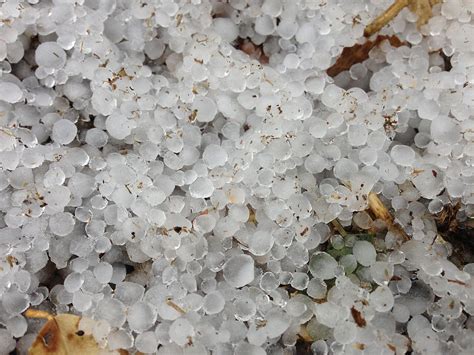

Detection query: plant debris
xmin=25 ymin=309 xmax=122 ymax=355
xmin=327 ymin=35 xmax=404 ymax=77
xmin=364 ymin=0 xmax=441 ymax=37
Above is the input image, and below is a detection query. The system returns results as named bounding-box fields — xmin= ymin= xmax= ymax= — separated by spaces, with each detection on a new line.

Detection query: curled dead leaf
xmin=25 ymin=309 xmax=125 ymax=355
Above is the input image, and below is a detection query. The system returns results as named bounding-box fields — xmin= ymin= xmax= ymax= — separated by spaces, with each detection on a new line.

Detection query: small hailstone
xmin=169 ymin=318 xmax=195 ymax=346
xmin=333 ymin=321 xmax=356 ymax=344
xmin=370 ymin=285 xmax=394 ymax=312
xmin=352 ymin=240 xmax=377 ymax=267
xmin=234 ymin=298 xmax=257 ymax=321
xmin=52 ymin=119 xmax=77 ymax=145
xmin=391 ymin=145 xmax=415 ymax=166
xmin=348 ymin=125 xmax=368 ymax=147
xmin=260 ymin=272 xmax=279 ymax=292
xmin=64 ymin=272 xmax=84 ymax=293
xmin=339 ymin=254 xmax=357 ymax=274
xmin=370 ymin=261 xmax=394 ymax=285
xmin=189 ymin=177 xmax=214 ymax=198
xmin=307 ymin=278 xmax=327 ymax=299
xmin=192 ymin=97 xmax=217 ymax=122
xmin=0 ymin=329 xmax=15 ymax=354
xmin=35 ymin=42 xmax=66 ymax=69
xmin=108 ymin=330 xmax=133 ymax=350
xmin=248 ymin=230 xmax=274 ymax=256
xmin=142 ymin=186 xmax=166 ymax=206
xmin=255 ymin=15 xmax=275 ymax=35
xmin=203 ymin=144 xmax=228 ymax=168
xmin=430 ymin=115 xmax=461 ymax=144
xmin=203 ymin=291 xmax=225 ymax=314
xmin=290 ymin=272 xmax=309 ymax=290
xmin=94 ymin=262 xmax=113 ymax=284
xmin=95 ymin=298 xmax=127 ymax=327
xmin=128 ymin=301 xmax=156 ymax=332
xmin=85 ymin=128 xmax=108 ymax=148
xmin=105 ymin=114 xmax=134 ymax=140
xmin=49 ymin=212 xmax=75 ymax=237
xmin=213 ymin=18 xmax=239 ymax=42
xmin=43 ymin=167 xmax=66 ymax=187
xmin=135 ymin=331 xmax=158 ymax=353
xmin=6 ymin=316 xmax=27 ymax=338
xmin=309 ymin=252 xmax=338 ymax=280
xmin=223 ymin=254 xmax=255 ymax=288
xmin=0 ymin=82 xmax=23 ymax=103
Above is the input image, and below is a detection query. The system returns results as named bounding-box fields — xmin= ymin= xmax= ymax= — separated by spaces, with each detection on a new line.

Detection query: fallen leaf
xmin=25 ymin=309 xmax=123 ymax=355
xmin=327 ymin=35 xmax=404 ymax=77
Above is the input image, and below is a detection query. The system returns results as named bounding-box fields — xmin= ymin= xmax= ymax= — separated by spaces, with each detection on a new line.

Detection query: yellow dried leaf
xmin=26 ymin=310 xmax=123 ymax=355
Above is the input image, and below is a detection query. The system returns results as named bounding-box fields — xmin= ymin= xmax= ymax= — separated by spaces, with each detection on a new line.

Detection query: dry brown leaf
xmin=25 ymin=309 xmax=123 ymax=355
xmin=327 ymin=35 xmax=404 ymax=77
xmin=364 ymin=0 xmax=441 ymax=37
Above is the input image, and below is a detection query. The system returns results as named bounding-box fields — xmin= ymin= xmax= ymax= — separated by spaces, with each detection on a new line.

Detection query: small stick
xmin=364 ymin=0 xmax=411 ymax=37
xmin=165 ymin=299 xmax=186 ymax=314
xmin=24 ymin=309 xmax=54 ymax=321
xmin=331 ymin=219 xmax=348 ymax=237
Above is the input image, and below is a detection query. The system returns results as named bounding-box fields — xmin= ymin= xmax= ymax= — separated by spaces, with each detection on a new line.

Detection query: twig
xmin=331 ymin=219 xmax=348 ymax=237
xmin=24 ymin=309 xmax=54 ymax=321
xmin=364 ymin=0 xmax=410 ymax=37
xmin=364 ymin=0 xmax=441 ymax=37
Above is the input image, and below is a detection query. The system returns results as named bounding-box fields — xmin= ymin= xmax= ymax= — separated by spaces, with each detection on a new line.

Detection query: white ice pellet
xmin=213 ymin=18 xmax=239 ymax=42
xmin=223 ymin=254 xmax=255 ymax=288
xmin=189 ymin=177 xmax=214 ymax=198
xmin=169 ymin=318 xmax=195 ymax=346
xmin=35 ymin=42 xmax=66 ymax=69
xmin=203 ymin=291 xmax=225 ymax=314
xmin=248 ymin=230 xmax=274 ymax=256
xmin=309 ymin=252 xmax=338 ymax=280
xmin=192 ymin=97 xmax=217 ymax=122
xmin=352 ymin=240 xmax=377 ymax=267
xmin=52 ymin=119 xmax=77 ymax=145
xmin=64 ymin=272 xmax=84 ymax=293
xmin=203 ymin=144 xmax=228 ymax=168
xmin=93 ymin=262 xmax=113 ymax=284
xmin=49 ymin=212 xmax=75 ymax=237
xmin=136 ymin=331 xmax=159 ymax=353
xmin=0 ymin=82 xmax=23 ymax=103
xmin=390 ymin=145 xmax=415 ymax=166
xmin=127 ymin=301 xmax=156 ymax=332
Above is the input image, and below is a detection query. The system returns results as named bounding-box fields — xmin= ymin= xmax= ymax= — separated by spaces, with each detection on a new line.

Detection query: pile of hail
xmin=0 ymin=0 xmax=473 ymax=354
